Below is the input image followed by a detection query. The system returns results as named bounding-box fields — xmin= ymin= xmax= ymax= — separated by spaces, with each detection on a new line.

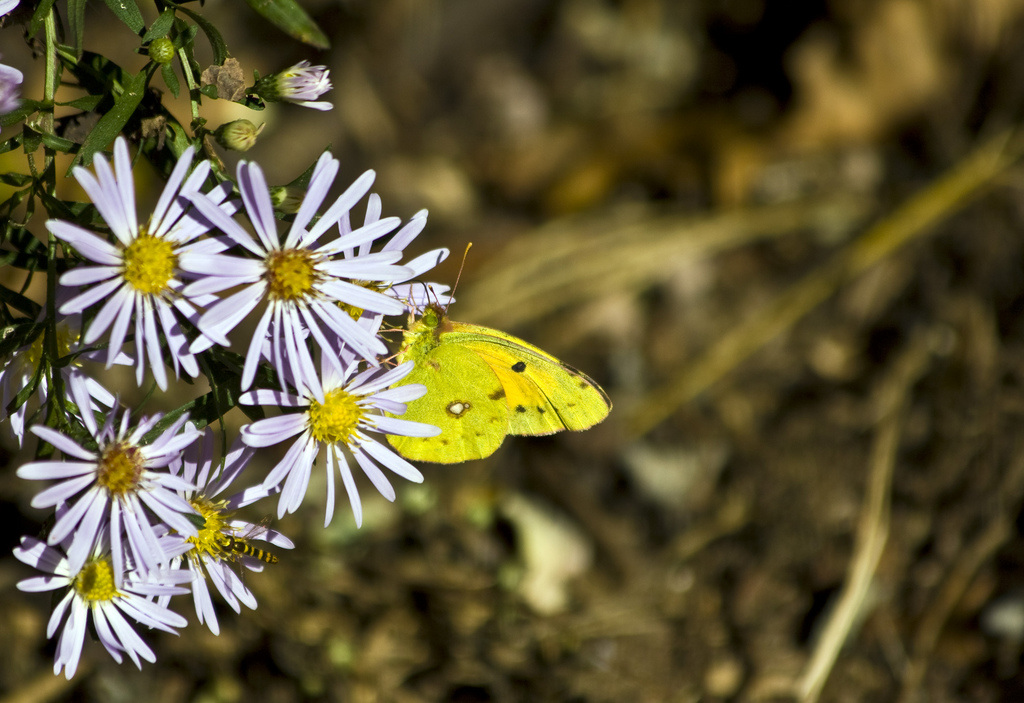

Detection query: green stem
xmin=44 ymin=222 xmax=64 ymax=428
xmin=178 ymin=46 xmax=200 ymax=123
xmin=26 ymin=10 xmax=60 ymax=182
xmin=43 ymin=8 xmax=66 ymax=425
xmin=43 ymin=10 xmax=58 ymax=132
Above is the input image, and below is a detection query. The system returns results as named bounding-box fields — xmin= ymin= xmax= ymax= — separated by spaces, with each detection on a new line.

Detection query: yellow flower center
xmin=265 ymin=249 xmax=320 ymax=301
xmin=308 ymin=387 xmax=363 ymax=445
xmin=96 ymin=442 xmax=144 ymax=495
xmin=123 ymin=234 xmax=177 ymax=295
xmin=187 ymin=497 xmax=235 ymax=560
xmin=74 ymin=558 xmax=119 ymax=602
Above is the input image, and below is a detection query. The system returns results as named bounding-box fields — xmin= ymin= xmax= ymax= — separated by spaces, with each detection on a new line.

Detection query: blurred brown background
xmin=6 ymin=0 xmax=1024 ymax=700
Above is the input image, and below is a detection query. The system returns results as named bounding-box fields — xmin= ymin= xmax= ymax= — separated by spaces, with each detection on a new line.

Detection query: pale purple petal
xmin=351 ymin=445 xmax=396 ymax=501
xmin=48 ymin=221 xmax=122 ymax=264
xmin=237 ymin=161 xmax=278 ymax=251
xmin=242 ymin=414 xmax=307 ymax=447
xmin=16 ymin=458 xmax=95 ymax=480
xmin=58 ymin=277 xmax=123 ymax=317
xmin=28 ymin=426 xmax=95 ymax=460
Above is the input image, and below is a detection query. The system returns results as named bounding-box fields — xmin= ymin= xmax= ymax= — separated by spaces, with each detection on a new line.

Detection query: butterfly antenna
xmin=447 ymin=242 xmax=473 ymax=310
xmin=418 ymin=279 xmax=434 ymax=308
xmin=404 ymin=242 xmax=471 ymax=319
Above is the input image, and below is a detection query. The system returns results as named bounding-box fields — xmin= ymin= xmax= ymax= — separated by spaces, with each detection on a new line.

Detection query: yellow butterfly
xmin=388 ymin=304 xmax=611 ymax=463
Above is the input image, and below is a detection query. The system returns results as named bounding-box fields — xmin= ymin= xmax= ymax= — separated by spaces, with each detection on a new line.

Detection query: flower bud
xmin=254 ymin=61 xmax=332 ymax=111
xmin=148 ymin=38 xmax=175 ymax=65
xmin=269 ymin=186 xmax=304 ymax=214
xmin=213 ymin=119 xmax=264 ymax=152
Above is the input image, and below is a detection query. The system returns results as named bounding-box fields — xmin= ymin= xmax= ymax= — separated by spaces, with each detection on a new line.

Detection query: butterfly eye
xmin=422 ymin=307 xmax=440 ymax=328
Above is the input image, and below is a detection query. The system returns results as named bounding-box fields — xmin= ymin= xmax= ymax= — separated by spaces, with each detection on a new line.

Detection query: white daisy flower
xmin=16 ymin=382 xmax=200 ymax=582
xmin=48 ymin=136 xmax=236 ymax=390
xmin=164 ymin=427 xmax=293 ymax=635
xmin=13 ymin=525 xmax=191 ymax=679
xmin=183 ymin=150 xmax=413 ymax=399
xmin=238 ymin=344 xmax=439 ymax=528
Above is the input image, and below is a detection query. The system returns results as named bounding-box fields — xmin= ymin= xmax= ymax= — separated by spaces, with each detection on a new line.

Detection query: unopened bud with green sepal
xmin=214 ymin=119 xmax=265 ymax=152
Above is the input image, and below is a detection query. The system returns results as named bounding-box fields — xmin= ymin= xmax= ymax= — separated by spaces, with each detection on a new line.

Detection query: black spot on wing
xmin=515 ymin=405 xmax=527 ymax=413
xmin=489 ymin=388 xmax=506 ymax=401
xmin=537 ymin=407 xmax=545 ymax=413
xmin=512 ymin=361 xmax=527 ymax=373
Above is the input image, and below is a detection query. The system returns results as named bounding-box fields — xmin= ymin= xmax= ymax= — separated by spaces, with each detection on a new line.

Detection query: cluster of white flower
xmin=9 ymin=136 xmax=451 ymax=678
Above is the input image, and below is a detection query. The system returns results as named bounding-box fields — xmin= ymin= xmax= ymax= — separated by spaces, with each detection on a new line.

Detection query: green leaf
xmin=72 ymin=65 xmax=155 ymax=172
xmin=173 ymin=4 xmax=229 ymax=65
xmin=101 ymin=0 xmax=145 ymax=34
xmin=284 ymin=149 xmax=329 ymax=190
xmin=21 ymin=127 xmax=42 ymax=153
xmin=240 ymin=0 xmax=329 ymax=49
xmin=161 ymin=63 xmax=181 ymax=98
xmin=164 ymin=120 xmax=194 ymax=156
xmin=0 ymin=173 xmax=31 ymax=186
xmin=38 ymin=132 xmax=78 ymax=153
xmin=0 ymin=133 xmax=22 ymax=156
xmin=28 ymin=0 xmax=60 ymax=39
xmin=62 ymin=51 xmax=129 ymax=97
xmin=68 ymin=0 xmax=87 ymax=57
xmin=57 ymin=95 xmax=104 ymax=111
xmin=177 ymin=21 xmax=200 ymax=46
xmin=142 ymin=8 xmax=177 ymax=43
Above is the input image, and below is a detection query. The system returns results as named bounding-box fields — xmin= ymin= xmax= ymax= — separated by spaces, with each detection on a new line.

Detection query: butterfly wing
xmin=445 ymin=323 xmax=612 ymax=436
xmin=388 ymin=342 xmax=510 ymax=463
